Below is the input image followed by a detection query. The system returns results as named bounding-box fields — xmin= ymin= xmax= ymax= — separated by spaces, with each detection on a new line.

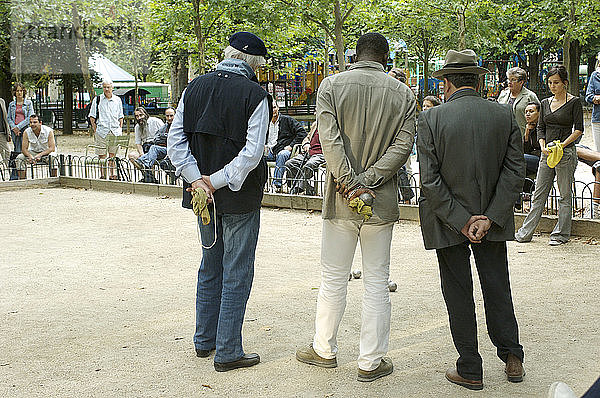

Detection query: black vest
xmin=182 ymin=70 xmax=271 ymax=214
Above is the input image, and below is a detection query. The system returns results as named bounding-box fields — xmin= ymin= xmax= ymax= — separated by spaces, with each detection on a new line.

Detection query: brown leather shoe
xmin=445 ymin=368 xmax=483 ymax=390
xmin=505 ymin=353 xmax=525 ymax=382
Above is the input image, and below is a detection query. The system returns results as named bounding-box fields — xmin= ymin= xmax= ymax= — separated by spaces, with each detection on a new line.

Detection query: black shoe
xmin=214 ymin=353 xmax=260 ymax=372
xmin=195 ymin=348 xmax=215 ymax=358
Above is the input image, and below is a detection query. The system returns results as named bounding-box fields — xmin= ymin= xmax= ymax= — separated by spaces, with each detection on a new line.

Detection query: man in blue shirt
xmin=167 ymin=32 xmax=270 ymax=372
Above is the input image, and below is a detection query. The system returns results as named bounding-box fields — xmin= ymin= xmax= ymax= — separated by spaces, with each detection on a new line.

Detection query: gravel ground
xmin=1 ymin=187 xmax=599 ymax=397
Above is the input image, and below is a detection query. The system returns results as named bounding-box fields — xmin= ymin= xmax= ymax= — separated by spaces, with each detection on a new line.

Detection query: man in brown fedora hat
xmin=417 ymin=49 xmax=525 ymax=390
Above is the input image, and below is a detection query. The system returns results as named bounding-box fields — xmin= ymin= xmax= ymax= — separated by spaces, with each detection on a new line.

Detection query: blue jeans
xmin=524 ymin=154 xmax=539 ymax=178
xmin=195 ymin=208 xmax=260 ymax=363
xmin=10 ymin=131 xmax=22 ymax=153
xmin=265 ymin=149 xmax=291 ymax=187
xmin=138 ymin=145 xmax=167 ymax=168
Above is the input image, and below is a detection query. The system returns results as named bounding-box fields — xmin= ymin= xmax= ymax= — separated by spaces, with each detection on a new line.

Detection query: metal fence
xmin=2 ymin=155 xmax=599 ymax=220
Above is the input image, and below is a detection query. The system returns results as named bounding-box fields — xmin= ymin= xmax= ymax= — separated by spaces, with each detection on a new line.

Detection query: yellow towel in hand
xmin=348 ymin=197 xmax=373 ymax=221
xmin=546 ymin=140 xmax=563 ymax=168
xmin=191 ymin=188 xmax=211 ymax=225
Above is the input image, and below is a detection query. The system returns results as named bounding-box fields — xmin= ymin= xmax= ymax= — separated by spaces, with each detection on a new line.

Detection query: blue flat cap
xmin=229 ymin=32 xmax=267 ymax=57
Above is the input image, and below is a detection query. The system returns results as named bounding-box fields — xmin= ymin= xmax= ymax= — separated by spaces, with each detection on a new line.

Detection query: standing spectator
xmin=7 ymin=83 xmax=34 ymax=180
xmin=418 ymin=49 xmax=525 ymax=390
xmin=88 ymin=79 xmax=124 ymax=180
xmin=285 ymin=121 xmax=325 ymax=195
xmin=515 ymin=65 xmax=583 ymax=246
xmin=0 ymin=96 xmax=10 ymax=174
xmin=585 ymin=52 xmax=600 ymax=151
xmin=128 ymin=106 xmax=164 ymax=163
xmin=15 ymin=115 xmax=56 ymax=179
xmin=296 ymin=33 xmax=415 ymax=382
xmin=264 ymin=100 xmax=306 ymax=191
xmin=132 ymin=107 xmax=174 ymax=183
xmin=7 ymin=83 xmax=34 ymax=153
xmin=497 ymin=67 xmax=540 ymax=137
xmin=167 ymin=32 xmax=270 ymax=372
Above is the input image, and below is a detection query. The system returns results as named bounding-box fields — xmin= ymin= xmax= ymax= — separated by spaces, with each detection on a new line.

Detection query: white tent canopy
xmin=89 ymin=53 xmax=134 ymax=83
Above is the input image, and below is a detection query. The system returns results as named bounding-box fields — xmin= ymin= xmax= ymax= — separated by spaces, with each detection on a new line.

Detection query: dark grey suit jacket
xmin=417 ymin=89 xmax=524 ymax=250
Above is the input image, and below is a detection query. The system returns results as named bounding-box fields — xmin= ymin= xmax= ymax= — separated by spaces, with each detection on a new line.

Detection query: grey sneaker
xmin=295 ymin=344 xmax=337 ymax=368
xmin=357 ymin=357 xmax=393 ymax=382
xmin=514 ymin=234 xmax=530 ymax=243
xmin=548 ymin=239 xmax=566 ymax=246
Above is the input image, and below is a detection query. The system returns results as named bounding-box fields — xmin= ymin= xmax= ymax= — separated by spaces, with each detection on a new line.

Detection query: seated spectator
xmin=389 ymin=68 xmax=421 ymax=203
xmin=128 ymin=107 xmax=164 ymax=163
xmin=285 ymin=121 xmax=325 ymax=195
xmin=516 ymin=102 xmax=542 ymax=209
xmin=132 ymin=107 xmax=175 ymax=183
xmin=523 ymin=102 xmax=542 ymax=177
xmin=265 ymin=100 xmax=306 ymax=191
xmin=16 ymin=114 xmax=56 ymax=179
xmin=576 ymin=145 xmax=600 ymax=219
xmin=422 ymin=95 xmax=442 ymax=110
xmin=389 ymin=68 xmax=407 ymax=84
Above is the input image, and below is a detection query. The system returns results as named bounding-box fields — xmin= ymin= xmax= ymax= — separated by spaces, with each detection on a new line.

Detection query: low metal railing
xmin=2 ymin=156 xmax=598 ymax=219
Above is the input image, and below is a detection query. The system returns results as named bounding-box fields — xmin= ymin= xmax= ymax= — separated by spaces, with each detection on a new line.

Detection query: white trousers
xmin=313 ymin=218 xmax=393 ymax=371
xmin=593 ymin=122 xmax=600 ymax=152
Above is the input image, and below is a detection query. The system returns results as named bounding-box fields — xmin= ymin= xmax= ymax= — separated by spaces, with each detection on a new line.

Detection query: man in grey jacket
xmin=0 ymin=98 xmax=11 ymax=174
xmin=417 ymin=49 xmax=525 ymax=390
xmin=296 ymin=32 xmax=415 ymax=382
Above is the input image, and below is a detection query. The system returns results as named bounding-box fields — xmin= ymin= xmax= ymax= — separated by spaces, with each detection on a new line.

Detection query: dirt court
xmin=1 ymin=187 xmax=599 ymax=398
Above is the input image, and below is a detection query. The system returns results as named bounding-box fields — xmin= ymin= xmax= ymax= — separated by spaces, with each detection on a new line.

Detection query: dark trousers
xmin=436 ymin=240 xmax=524 ymax=381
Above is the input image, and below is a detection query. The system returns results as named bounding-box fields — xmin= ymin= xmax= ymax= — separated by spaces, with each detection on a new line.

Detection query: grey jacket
xmin=0 ymin=98 xmax=10 ymax=135
xmin=497 ymin=86 xmax=539 ymax=137
xmin=316 ymin=61 xmax=415 ymax=222
xmin=417 ymin=89 xmax=524 ymax=250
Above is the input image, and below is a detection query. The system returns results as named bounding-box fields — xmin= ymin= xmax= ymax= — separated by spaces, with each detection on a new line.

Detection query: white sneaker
xmin=547 ymin=381 xmax=577 ymax=398
xmin=593 ymin=204 xmax=600 ymax=219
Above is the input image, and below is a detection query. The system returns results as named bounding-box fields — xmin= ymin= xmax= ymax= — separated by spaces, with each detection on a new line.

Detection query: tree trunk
xmin=333 ymin=1 xmax=345 ymax=72
xmin=192 ymin=0 xmax=205 ymax=74
xmin=0 ymin=11 xmax=11 ymax=104
xmin=422 ymin=34 xmax=430 ymax=97
xmin=562 ymin=0 xmax=579 ymax=96
xmin=71 ymin=4 xmax=95 ymax=101
xmin=132 ymin=22 xmax=139 ymax=108
xmin=587 ymin=54 xmax=597 ymax=78
xmin=567 ymin=40 xmax=581 ymax=96
xmin=528 ymin=51 xmax=541 ymax=93
xmin=457 ymin=8 xmax=466 ymax=51
xmin=497 ymin=54 xmax=509 ymax=83
xmin=170 ymin=52 xmax=188 ymax=105
xmin=323 ymin=30 xmax=329 ymax=78
xmin=63 ymin=75 xmax=73 ymax=135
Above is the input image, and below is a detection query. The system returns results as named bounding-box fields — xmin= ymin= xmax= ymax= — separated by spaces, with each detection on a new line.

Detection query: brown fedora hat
xmin=432 ymin=49 xmax=490 ymax=78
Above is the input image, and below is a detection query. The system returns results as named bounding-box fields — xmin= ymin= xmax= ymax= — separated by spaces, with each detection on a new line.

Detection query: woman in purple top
xmin=7 ymin=83 xmax=35 ymax=153
xmin=515 ymin=65 xmax=584 ymax=246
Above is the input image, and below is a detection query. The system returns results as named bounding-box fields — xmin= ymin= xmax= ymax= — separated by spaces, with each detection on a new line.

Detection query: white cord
xmin=197 ymin=197 xmax=218 ymax=250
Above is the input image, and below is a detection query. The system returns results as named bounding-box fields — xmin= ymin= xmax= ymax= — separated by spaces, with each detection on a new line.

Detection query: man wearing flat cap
xmin=167 ymin=31 xmax=271 ymax=372
xmin=417 ymin=49 xmax=525 ymax=390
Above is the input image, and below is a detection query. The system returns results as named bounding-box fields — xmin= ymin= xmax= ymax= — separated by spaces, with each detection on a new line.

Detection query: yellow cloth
xmin=191 ymin=188 xmax=211 ymax=225
xmin=348 ymin=197 xmax=373 ymax=221
xmin=546 ymin=140 xmax=563 ymax=168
